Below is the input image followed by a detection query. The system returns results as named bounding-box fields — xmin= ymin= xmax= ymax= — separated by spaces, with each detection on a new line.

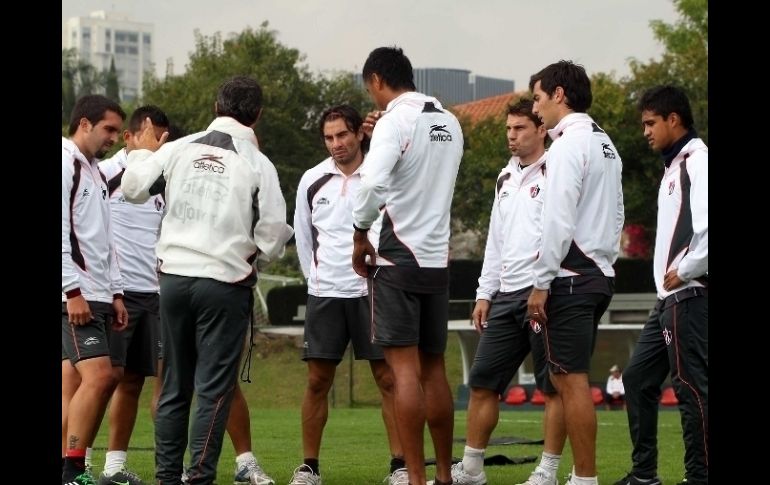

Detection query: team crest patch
xmin=530 ymin=184 xmax=541 ymax=198
xmin=668 ymin=180 xmax=676 ymax=195
xmin=663 ymin=328 xmax=672 ymax=346
xmin=530 ymin=320 xmax=542 ymax=333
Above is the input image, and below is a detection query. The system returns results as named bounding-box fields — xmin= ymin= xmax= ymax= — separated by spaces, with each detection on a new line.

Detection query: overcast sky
xmin=62 ymin=0 xmax=680 ymax=90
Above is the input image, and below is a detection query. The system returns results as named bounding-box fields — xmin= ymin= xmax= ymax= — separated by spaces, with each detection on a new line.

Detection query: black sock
xmin=303 ymin=458 xmax=320 ymax=475
xmin=390 ymin=456 xmax=405 ymax=473
xmin=62 ymin=457 xmax=65 ymax=473
xmin=62 ymin=456 xmax=86 ymax=481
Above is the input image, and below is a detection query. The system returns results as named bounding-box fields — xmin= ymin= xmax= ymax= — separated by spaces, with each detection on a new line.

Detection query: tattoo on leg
xmin=68 ymin=435 xmax=80 ymax=449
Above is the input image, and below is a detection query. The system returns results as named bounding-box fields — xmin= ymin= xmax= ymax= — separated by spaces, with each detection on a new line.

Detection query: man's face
xmin=506 ymin=114 xmax=545 ymax=160
xmin=531 ymin=80 xmax=558 ymax=130
xmin=323 ymin=118 xmax=363 ymax=166
xmin=84 ymin=110 xmax=123 ymax=159
xmin=641 ymin=110 xmax=675 ymax=152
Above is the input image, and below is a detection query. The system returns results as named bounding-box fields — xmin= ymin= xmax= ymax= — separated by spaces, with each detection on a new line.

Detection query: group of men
xmin=62 ymin=45 xmax=707 ymax=485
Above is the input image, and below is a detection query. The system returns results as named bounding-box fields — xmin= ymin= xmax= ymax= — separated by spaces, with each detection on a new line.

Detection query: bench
xmin=599 ymin=292 xmax=658 ymax=325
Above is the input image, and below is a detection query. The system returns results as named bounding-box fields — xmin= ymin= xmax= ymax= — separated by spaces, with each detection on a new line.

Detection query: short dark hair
xmin=128 ymin=105 xmax=170 ymax=133
xmin=68 ymin=94 xmax=126 ymax=136
xmin=319 ymin=105 xmax=370 ymax=153
xmin=637 ymin=85 xmax=694 ymax=129
xmin=166 ymin=124 xmax=188 ymax=142
xmin=362 ymin=47 xmax=416 ymax=91
xmin=529 ymin=60 xmax=592 ymax=112
xmin=215 ymin=76 xmax=263 ymax=127
xmin=507 ymin=98 xmax=543 ymax=128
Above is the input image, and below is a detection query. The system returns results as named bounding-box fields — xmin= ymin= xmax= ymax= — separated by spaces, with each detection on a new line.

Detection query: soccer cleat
xmin=384 ymin=467 xmax=409 ymax=485
xmin=64 ymin=471 xmax=97 ymax=485
xmin=234 ymin=457 xmax=275 ymax=485
xmin=516 ymin=466 xmax=559 ymax=485
xmin=288 ymin=464 xmax=322 ymax=485
xmin=450 ymin=461 xmax=487 ymax=485
xmin=612 ymin=472 xmax=662 ymax=485
xmin=97 ymin=466 xmax=147 ymax=485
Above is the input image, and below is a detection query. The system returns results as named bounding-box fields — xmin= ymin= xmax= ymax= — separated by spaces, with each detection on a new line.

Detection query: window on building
xmin=128 ymin=46 xmax=138 ymax=55
xmin=105 ymin=28 xmax=111 ymax=37
xmin=143 ymin=34 xmax=151 ymax=44
xmin=127 ymin=33 xmax=138 ymax=43
xmin=116 ymin=32 xmax=126 ymax=42
xmin=106 ymin=42 xmax=111 ymax=52
xmin=115 ymin=46 xmax=126 ymax=54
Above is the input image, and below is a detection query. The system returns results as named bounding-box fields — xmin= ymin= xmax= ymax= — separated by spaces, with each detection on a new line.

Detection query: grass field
xmin=88 ymin=334 xmax=686 ymax=484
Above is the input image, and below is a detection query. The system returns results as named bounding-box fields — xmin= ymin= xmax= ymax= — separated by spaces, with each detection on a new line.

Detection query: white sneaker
xmin=234 ymin=457 xmax=275 ymax=485
xmin=385 ymin=468 xmax=409 ymax=485
xmin=451 ymin=461 xmax=487 ymax=485
xmin=516 ymin=466 xmax=559 ymax=485
xmin=288 ymin=465 xmax=322 ymax=485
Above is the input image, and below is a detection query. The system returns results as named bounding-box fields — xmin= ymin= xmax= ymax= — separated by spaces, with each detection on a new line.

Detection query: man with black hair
xmin=352 ymin=46 xmax=463 ymax=485
xmin=122 ymin=76 xmax=293 ymax=485
xmin=613 ymin=85 xmax=708 ymax=485
xmin=527 ymin=60 xmax=624 ymax=485
xmin=62 ymin=95 xmax=128 ymax=485
xmin=290 ymin=104 xmax=403 ymax=485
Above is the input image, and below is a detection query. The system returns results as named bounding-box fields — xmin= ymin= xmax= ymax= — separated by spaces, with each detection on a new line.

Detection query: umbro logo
xmin=83 ymin=337 xmax=100 ymax=346
xmin=499 ymin=191 xmax=510 ymax=200
xmin=82 ymin=188 xmax=90 ymax=198
xmin=316 ymin=197 xmax=330 ymax=205
xmin=429 ymin=124 xmax=453 ymax=142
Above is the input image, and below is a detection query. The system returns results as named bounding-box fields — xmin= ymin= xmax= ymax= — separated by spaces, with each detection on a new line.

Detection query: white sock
xmin=236 ymin=451 xmax=256 ymax=467
xmin=104 ymin=450 xmax=128 ymax=476
xmin=570 ymin=472 xmax=598 ymax=485
xmin=84 ymin=447 xmax=93 ymax=468
xmin=538 ymin=451 xmax=561 ymax=476
xmin=461 ymin=446 xmax=485 ymax=476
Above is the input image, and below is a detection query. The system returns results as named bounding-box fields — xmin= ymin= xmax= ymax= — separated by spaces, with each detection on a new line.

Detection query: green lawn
xmin=88 ymin=334 xmax=686 ymax=484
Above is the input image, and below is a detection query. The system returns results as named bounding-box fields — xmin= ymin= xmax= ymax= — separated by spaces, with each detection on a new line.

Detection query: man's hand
xmin=67 ymin=295 xmax=92 ymax=325
xmin=352 ymin=229 xmax=376 ymax=277
xmin=112 ymin=298 xmax=129 ymax=332
xmin=471 ymin=299 xmax=491 ymax=334
xmin=527 ymin=288 xmax=549 ymax=324
xmin=663 ymin=269 xmax=685 ymax=291
xmin=362 ymin=111 xmax=382 ymax=138
xmin=135 ymin=117 xmax=169 ymax=152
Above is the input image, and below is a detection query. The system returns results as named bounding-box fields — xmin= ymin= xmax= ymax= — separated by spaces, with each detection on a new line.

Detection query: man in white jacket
xmin=614 ymin=85 xmax=708 ymax=485
xmin=62 ymin=95 xmax=128 ymax=485
xmin=527 ymin=61 xmax=624 ymax=485
xmin=122 ymin=76 xmax=293 ymax=485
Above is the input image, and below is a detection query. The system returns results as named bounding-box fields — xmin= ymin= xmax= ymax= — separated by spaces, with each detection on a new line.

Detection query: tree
xmin=105 ymin=57 xmax=120 ymax=103
xmin=61 ymin=48 xmax=107 ymax=124
xmin=141 ymin=23 xmax=369 ymax=217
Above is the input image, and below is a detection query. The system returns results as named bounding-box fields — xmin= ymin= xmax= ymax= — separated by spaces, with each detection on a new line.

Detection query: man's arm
xmin=476 ymin=185 xmax=504 ymax=301
xmin=293 ymin=173 xmax=313 ymax=278
xmin=677 ymin=154 xmax=708 ymax=281
xmin=254 ymin=160 xmax=294 ymax=264
xmin=62 ymin=156 xmax=80 ymax=297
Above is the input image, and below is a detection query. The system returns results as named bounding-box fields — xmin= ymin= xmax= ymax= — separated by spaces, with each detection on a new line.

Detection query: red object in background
xmin=504 ymin=385 xmax=527 ymax=405
xmin=621 ymin=223 xmax=651 ymax=259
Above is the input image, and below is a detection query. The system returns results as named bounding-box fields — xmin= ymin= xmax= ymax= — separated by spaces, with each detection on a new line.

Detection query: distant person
xmin=96 ymin=105 xmax=170 ymax=485
xmin=352 ymin=46 xmax=464 ymax=485
xmin=289 ymin=105 xmax=404 ymax=485
xmin=122 ymin=76 xmax=293 ymax=485
xmin=604 ymin=365 xmax=625 ymax=410
xmin=613 ymin=85 xmax=708 ymax=485
xmin=62 ymin=95 xmax=128 ymax=485
xmin=450 ymin=99 xmax=567 ymax=485
xmin=527 ymin=60 xmax=624 ymax=485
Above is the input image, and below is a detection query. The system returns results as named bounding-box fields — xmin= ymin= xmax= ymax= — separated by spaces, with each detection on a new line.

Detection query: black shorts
xmin=369 ymin=267 xmax=448 ymax=354
xmin=61 ymin=300 xmax=114 ymax=365
xmin=108 ymin=291 xmax=160 ymax=376
xmin=303 ymin=295 xmax=384 ymax=361
xmin=469 ymin=291 xmax=551 ymax=394
xmin=542 ymin=293 xmax=611 ymax=374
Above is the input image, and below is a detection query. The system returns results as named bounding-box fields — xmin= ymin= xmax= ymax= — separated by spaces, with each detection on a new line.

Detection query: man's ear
xmin=122 ymin=130 xmax=132 ymax=143
xmin=668 ymin=112 xmax=682 ymax=128
xmin=255 ymin=107 xmax=262 ymax=123
xmin=79 ymin=117 xmax=91 ymax=132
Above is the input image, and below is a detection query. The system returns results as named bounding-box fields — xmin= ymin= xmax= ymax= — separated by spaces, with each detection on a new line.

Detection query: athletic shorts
xmin=303 ymin=295 xmax=384 ymax=361
xmin=542 ymin=293 xmax=611 ymax=374
xmin=369 ymin=272 xmax=449 ymax=354
xmin=61 ymin=300 xmax=114 ymax=365
xmin=108 ymin=291 xmax=160 ymax=375
xmin=469 ymin=291 xmax=551 ymax=394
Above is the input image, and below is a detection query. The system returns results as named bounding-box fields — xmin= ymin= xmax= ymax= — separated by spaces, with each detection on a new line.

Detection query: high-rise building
xmin=355 ymin=68 xmax=514 ymax=106
xmin=63 ymin=11 xmax=153 ymax=101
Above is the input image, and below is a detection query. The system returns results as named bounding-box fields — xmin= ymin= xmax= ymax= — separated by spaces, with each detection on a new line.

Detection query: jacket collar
xmin=661 ymin=128 xmax=697 ymax=168
xmin=206 ymin=116 xmax=259 ymax=149
xmin=547 ymin=112 xmax=592 ymax=141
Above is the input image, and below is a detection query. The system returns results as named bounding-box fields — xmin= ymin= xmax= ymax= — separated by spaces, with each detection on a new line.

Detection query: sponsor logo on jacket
xmin=192 ymin=154 xmax=226 ymax=174
xmin=429 ymin=124 xmax=453 ymax=142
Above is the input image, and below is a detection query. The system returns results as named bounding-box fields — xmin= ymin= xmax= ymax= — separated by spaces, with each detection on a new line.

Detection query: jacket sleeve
xmin=293 ymin=173 xmax=313 ymax=279
xmin=353 ymin=118 xmax=401 ymax=229
xmin=677 ymin=153 xmax=708 ymax=281
xmin=62 ymin=154 xmax=80 ymax=295
xmin=107 ymin=220 xmax=124 ymax=296
xmin=533 ymin=140 xmax=582 ymax=289
xmin=476 ymin=185 xmax=503 ymax=301
xmin=254 ymin=159 xmax=294 ymax=264
xmin=122 ymin=145 xmax=170 ymax=203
